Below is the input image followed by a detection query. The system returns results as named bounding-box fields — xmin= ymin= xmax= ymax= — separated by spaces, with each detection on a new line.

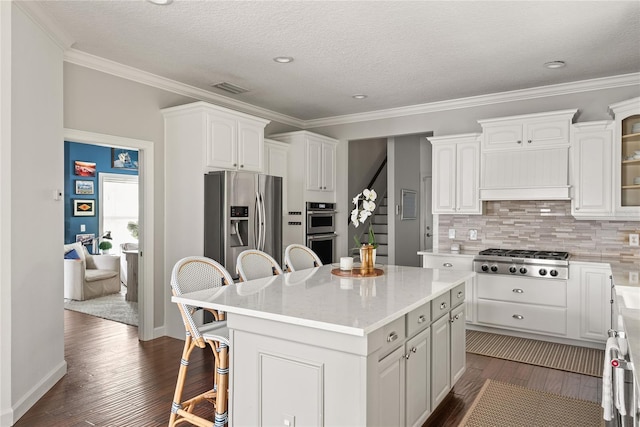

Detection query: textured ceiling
xmin=33 ymin=1 xmax=640 ymax=121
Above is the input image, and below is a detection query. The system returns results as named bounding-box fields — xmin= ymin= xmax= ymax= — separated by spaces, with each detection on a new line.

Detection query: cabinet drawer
xmin=477 ymin=299 xmax=567 ymax=335
xmin=451 ymin=283 xmax=465 ymax=307
xmin=477 ymin=275 xmax=566 ymax=307
xmin=422 ymin=255 xmax=473 ymax=271
xmin=406 ymin=302 xmax=431 ymax=337
xmin=431 ymin=291 xmax=451 ymax=321
xmin=380 ymin=316 xmax=406 ymax=358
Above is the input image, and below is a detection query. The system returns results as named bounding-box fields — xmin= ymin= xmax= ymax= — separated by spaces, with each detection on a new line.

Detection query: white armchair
xmin=64 ymin=242 xmax=121 ymax=300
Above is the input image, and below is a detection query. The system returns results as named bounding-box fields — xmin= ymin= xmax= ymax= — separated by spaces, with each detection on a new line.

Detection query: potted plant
xmin=98 ymin=240 xmax=113 ymax=254
xmin=351 ymin=188 xmax=378 ymax=265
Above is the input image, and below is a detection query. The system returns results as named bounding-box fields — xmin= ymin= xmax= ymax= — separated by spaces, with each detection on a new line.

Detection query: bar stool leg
xmin=169 ymin=334 xmax=196 ymax=427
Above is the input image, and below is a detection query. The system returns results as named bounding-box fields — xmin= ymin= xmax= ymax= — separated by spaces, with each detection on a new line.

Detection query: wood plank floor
xmin=16 ymin=310 xmax=603 ymax=426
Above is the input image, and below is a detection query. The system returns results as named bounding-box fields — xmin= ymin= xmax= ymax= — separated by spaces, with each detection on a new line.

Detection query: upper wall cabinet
xmin=610 ymin=97 xmax=640 ymax=219
xmin=162 ymin=101 xmax=270 ymax=172
xmin=429 ymin=133 xmax=482 ymax=215
xmin=478 ymin=109 xmax=577 ymax=201
xmin=570 ymin=121 xmax=614 ymax=218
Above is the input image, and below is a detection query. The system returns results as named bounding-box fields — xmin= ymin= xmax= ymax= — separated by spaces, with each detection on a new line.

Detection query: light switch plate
xmin=630 ymin=234 xmax=639 ymax=247
xmin=469 ymin=229 xmax=478 ymax=240
xmin=448 ymin=229 xmax=456 ymax=239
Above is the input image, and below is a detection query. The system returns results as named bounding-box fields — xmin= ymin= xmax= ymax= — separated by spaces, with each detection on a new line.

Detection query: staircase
xmin=371 ymin=196 xmax=389 ymax=264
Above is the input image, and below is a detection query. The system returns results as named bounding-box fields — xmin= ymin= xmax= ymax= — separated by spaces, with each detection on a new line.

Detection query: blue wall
xmin=64 ymin=142 xmax=138 ymax=252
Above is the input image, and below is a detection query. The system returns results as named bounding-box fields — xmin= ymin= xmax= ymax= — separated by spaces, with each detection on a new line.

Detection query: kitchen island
xmin=172 ymin=264 xmax=475 ymax=427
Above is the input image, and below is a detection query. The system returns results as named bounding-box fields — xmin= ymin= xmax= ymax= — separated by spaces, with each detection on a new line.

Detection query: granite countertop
xmin=172 ymin=264 xmax=475 ymax=336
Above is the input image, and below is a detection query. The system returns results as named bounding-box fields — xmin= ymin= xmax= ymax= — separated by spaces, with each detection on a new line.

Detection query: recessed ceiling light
xmin=273 ymin=56 xmax=294 ymax=64
xmin=352 ymin=94 xmax=368 ymax=100
xmin=544 ymin=61 xmax=566 ymax=69
xmin=147 ymin=0 xmax=173 ymax=4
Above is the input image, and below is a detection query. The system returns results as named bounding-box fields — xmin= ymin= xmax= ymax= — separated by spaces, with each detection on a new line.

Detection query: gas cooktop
xmin=477 ymin=248 xmax=570 ymax=261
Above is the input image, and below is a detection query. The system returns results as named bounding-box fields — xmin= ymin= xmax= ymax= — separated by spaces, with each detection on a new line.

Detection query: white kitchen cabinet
xmin=610 ymin=97 xmax=640 ymax=219
xmin=430 ymin=314 xmax=450 ymax=409
xmin=478 ymin=109 xmax=577 ymax=200
xmin=479 ymin=110 xmax=576 ymax=151
xmin=162 ymin=101 xmax=270 ymax=173
xmin=568 ymin=263 xmax=611 ymax=343
xmin=449 ymin=303 xmax=466 ymax=385
xmin=306 ymin=136 xmax=336 ymax=192
xmin=377 ymin=346 xmax=406 ymax=427
xmin=571 ymin=121 xmax=614 ymax=218
xmin=420 ymin=252 xmax=476 ymax=323
xmin=405 ymin=328 xmax=431 ymax=427
xmin=430 ymin=133 xmax=482 ymax=214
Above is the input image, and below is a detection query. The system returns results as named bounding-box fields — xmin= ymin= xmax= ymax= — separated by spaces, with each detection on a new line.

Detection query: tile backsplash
xmin=438 ymin=200 xmax=640 ymax=259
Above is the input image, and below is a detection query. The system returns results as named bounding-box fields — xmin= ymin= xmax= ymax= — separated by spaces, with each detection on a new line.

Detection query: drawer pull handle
xmin=457 ymin=291 xmax=463 ymax=298
xmin=443 ymin=263 xmax=453 ymax=267
xmin=450 ymin=313 xmax=461 ymax=323
xmin=387 ymin=332 xmax=398 ymax=343
xmin=440 ymin=302 xmax=447 ymax=310
xmin=512 ymin=314 xmax=524 ymax=320
xmin=512 ymin=288 xmax=524 ymax=293
xmin=417 ymin=315 xmax=427 ymax=323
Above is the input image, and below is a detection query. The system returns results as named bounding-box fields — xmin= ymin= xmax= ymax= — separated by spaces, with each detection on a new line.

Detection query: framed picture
xmin=112 ymin=148 xmax=138 ymax=170
xmin=401 ymin=189 xmax=417 ymax=220
xmin=74 ymin=160 xmax=96 ymax=177
xmin=73 ymin=199 xmax=95 ymax=216
xmin=75 ymin=233 xmax=95 ymax=245
xmin=75 ymin=180 xmax=94 ymax=195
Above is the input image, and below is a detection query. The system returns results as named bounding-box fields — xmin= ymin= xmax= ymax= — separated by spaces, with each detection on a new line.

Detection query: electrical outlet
xmin=469 ymin=229 xmax=478 ymax=240
xmin=448 ymin=229 xmax=456 ymax=239
xmin=630 ymin=234 xmax=639 ymax=247
xmin=80 ymin=224 xmax=86 ymax=232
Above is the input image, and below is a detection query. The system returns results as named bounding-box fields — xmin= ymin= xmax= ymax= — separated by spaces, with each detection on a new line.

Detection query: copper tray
xmin=331 ymin=268 xmax=384 ymax=278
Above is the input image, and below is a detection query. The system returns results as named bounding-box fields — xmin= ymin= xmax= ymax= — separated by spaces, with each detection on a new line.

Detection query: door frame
xmin=64 ymin=128 xmax=154 ymax=341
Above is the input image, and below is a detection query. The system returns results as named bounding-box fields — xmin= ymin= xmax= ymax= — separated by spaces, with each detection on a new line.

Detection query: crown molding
xmin=63 ymin=49 xmax=305 ymax=129
xmin=14 ymin=1 xmax=75 ymax=51
xmin=304 ymin=73 xmax=640 ymax=128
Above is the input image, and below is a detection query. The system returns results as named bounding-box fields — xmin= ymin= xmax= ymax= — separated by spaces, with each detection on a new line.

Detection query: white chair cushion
xmin=84 ymin=268 xmax=118 ymax=282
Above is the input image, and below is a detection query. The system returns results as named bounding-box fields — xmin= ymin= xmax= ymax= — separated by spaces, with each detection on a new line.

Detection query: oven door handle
xmin=307 ymin=211 xmax=337 ymax=215
xmin=307 ymin=233 xmax=337 ymax=240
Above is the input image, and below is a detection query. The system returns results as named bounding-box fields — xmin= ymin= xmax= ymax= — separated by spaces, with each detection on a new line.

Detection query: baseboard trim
xmin=10 ymin=360 xmax=67 ymax=425
xmin=153 ymin=326 xmax=166 ymax=340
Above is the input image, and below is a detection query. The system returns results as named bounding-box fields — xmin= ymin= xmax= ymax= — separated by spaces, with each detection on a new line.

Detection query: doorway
xmin=64 ymin=129 xmax=154 ymax=341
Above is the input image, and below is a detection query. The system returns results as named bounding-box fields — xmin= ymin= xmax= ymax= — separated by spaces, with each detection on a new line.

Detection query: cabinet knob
xmin=517 ymin=140 xmax=522 ymax=144
xmin=443 ymin=263 xmax=453 ymax=267
xmin=233 ymin=163 xmax=237 ymax=167
xmin=404 ymin=353 xmax=411 ymax=360
xmin=512 ymin=314 xmax=524 ymax=320
xmin=417 ymin=315 xmax=427 ymax=323
xmin=457 ymin=291 xmax=463 ymax=298
xmin=512 ymin=288 xmax=524 ymax=293
xmin=576 ymin=207 xmax=580 ymax=211
xmin=411 ymin=347 xmax=417 ymax=353
xmin=387 ymin=332 xmax=398 ymax=343
xmin=240 ymin=164 xmax=244 ymax=168
xmin=440 ymin=302 xmax=447 ymax=310
xmin=527 ymin=140 xmax=532 ymax=144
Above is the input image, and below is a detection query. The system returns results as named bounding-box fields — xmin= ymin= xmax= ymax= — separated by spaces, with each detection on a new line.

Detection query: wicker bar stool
xmin=169 ymin=256 xmax=233 ymax=427
xmin=236 ymin=249 xmax=283 ymax=282
xmin=284 ymin=244 xmax=323 ymax=272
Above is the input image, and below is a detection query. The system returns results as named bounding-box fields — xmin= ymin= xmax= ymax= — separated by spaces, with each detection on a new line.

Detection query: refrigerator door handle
xmin=254 ymin=192 xmax=261 ymax=249
xmin=260 ymin=192 xmax=267 ymax=251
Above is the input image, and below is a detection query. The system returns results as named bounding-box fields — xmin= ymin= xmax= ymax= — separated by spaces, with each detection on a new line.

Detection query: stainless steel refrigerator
xmin=204 ymin=171 xmax=283 ymax=280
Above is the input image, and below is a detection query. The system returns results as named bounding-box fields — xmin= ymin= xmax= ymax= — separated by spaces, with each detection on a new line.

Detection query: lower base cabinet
xmin=406 ymin=328 xmax=432 ymax=427
xmin=378 ymin=346 xmax=406 ymax=427
xmin=431 ymin=314 xmax=451 ymax=409
xmin=450 ymin=304 xmax=466 ymax=385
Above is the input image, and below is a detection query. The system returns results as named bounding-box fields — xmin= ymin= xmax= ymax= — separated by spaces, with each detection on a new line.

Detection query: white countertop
xmin=172 ymin=264 xmax=475 ymax=337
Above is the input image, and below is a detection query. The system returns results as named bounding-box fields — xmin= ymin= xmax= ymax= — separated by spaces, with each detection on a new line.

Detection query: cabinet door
xmin=406 ymin=328 xmax=431 ymax=427
xmin=450 ymin=304 xmax=466 ymax=385
xmin=377 ymin=346 xmax=405 ymax=427
xmin=456 ymin=142 xmax=481 ymax=214
xmin=306 ymin=138 xmax=323 ymax=191
xmin=321 ymin=142 xmax=336 ymax=191
xmin=572 ymin=126 xmax=613 ymax=216
xmin=430 ymin=315 xmax=450 ymax=409
xmin=524 ymin=118 xmax=570 ymax=148
xmin=432 ymin=144 xmax=457 ymax=213
xmin=206 ymin=113 xmax=237 ymax=169
xmin=265 ymin=142 xmax=288 ymax=178
xmin=579 ymin=267 xmax=611 ymax=342
xmin=482 ymin=122 xmax=523 ymax=150
xmin=237 ymin=120 xmax=264 ymax=172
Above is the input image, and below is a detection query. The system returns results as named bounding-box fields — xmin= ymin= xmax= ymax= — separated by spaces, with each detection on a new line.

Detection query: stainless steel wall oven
xmin=305 ymin=202 xmax=336 ymax=264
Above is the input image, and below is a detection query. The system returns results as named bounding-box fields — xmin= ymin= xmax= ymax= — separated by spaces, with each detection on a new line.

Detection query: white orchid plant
xmin=351 ymin=188 xmax=378 ymax=249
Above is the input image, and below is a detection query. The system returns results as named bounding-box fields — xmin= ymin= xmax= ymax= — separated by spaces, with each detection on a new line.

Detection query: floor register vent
xmin=211 ymin=81 xmax=249 ymax=94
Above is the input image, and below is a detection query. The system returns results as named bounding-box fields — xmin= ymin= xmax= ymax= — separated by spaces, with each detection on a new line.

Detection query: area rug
xmin=459 ymin=379 xmax=604 ymax=427
xmin=466 ymin=330 xmax=604 ymax=377
xmin=64 ymin=288 xmax=138 ymax=326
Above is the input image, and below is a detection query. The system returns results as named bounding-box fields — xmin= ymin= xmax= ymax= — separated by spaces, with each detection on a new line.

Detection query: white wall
xmin=0 ymin=3 xmax=65 ymax=424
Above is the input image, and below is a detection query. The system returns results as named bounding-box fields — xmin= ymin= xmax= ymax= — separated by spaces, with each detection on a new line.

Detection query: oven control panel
xmin=474 ymin=260 xmax=568 ymax=280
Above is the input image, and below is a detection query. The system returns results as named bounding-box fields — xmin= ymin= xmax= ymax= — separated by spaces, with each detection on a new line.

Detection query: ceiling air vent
xmin=211 ymin=82 xmax=249 ymax=95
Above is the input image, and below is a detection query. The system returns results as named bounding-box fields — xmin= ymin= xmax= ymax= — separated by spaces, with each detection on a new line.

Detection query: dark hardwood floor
xmin=15 ymin=310 xmax=602 ymax=426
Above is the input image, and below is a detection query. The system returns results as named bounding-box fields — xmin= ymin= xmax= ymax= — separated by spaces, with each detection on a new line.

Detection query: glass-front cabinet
xmin=610 ymin=97 xmax=640 ymax=217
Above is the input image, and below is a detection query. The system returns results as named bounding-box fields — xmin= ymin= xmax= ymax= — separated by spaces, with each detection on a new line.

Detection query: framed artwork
xmin=75 ymin=180 xmax=94 ymax=195
xmin=75 ymin=233 xmax=95 ymax=245
xmin=73 ymin=199 xmax=95 ymax=216
xmin=401 ymin=189 xmax=417 ymax=220
xmin=112 ymin=148 xmax=139 ymax=170
xmin=74 ymin=160 xmax=96 ymax=177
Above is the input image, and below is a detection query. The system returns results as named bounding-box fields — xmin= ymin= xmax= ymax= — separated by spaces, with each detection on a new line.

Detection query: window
xmin=100 ymin=173 xmax=139 ymax=255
